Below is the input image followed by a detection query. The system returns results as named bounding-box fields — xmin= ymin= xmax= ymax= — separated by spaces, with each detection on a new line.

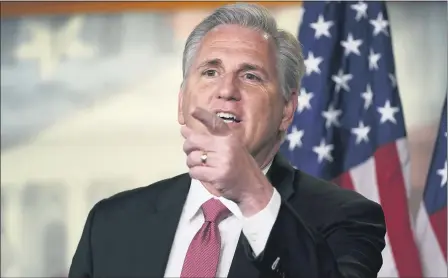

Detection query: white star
xmin=286 ymin=126 xmax=305 ymax=151
xmin=369 ymin=12 xmax=389 ymax=36
xmin=351 ymin=1 xmax=368 ymax=21
xmin=304 ymin=52 xmax=324 ymax=75
xmin=322 ymin=105 xmax=342 ymax=128
xmin=332 ymin=69 xmax=353 ymax=93
xmin=368 ymin=48 xmax=381 ymax=70
xmin=361 ymin=84 xmax=374 ymax=110
xmin=310 ymin=14 xmax=334 ymax=39
xmin=15 ymin=16 xmax=96 ymax=81
xmin=389 ymin=73 xmax=397 ymax=88
xmin=341 ymin=33 xmax=363 ymax=56
xmin=377 ymin=100 xmax=400 ymax=124
xmin=437 ymin=161 xmax=447 ymax=187
xmin=351 ymin=121 xmax=371 ymax=144
xmin=313 ymin=139 xmax=334 ymax=163
xmin=297 ymin=88 xmax=314 ymax=113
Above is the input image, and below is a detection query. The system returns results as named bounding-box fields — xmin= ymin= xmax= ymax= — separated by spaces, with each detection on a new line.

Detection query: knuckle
xmin=186 ymin=155 xmax=193 ymax=167
xmin=190 ymin=134 xmax=202 ymax=146
xmin=183 ymin=140 xmax=190 ymax=153
xmin=187 ymin=134 xmax=196 ymax=144
xmin=180 ymin=126 xmax=187 ymax=136
xmin=188 ymin=168 xmax=197 ymax=179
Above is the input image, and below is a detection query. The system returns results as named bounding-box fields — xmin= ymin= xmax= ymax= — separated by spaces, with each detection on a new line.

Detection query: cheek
xmin=187 ymin=80 xmax=216 ymax=104
xmin=257 ymin=96 xmax=285 ymax=129
xmin=244 ymin=97 xmax=274 ymax=132
xmin=183 ymin=90 xmax=204 ymax=109
xmin=242 ymin=85 xmax=276 ymax=115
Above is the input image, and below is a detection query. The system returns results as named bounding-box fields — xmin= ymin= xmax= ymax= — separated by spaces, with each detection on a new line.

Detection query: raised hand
xmin=181 ymin=107 xmax=274 ymax=216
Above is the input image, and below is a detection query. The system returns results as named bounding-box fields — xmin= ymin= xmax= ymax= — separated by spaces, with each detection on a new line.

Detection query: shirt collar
xmin=183 ymin=160 xmax=273 ymax=222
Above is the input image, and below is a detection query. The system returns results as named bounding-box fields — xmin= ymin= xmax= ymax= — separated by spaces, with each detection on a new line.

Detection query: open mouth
xmin=216 ymin=112 xmax=241 ymax=123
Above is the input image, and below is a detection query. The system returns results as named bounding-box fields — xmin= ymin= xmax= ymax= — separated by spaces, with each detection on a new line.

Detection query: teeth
xmin=216 ymin=112 xmax=236 ymax=120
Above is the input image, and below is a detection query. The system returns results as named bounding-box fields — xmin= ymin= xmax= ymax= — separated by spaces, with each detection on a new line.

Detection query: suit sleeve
xmin=243 ymin=197 xmax=386 ymax=278
xmin=68 ymin=201 xmax=102 ymax=278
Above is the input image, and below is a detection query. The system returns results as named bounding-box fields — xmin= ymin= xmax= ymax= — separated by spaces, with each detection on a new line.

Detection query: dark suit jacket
xmin=69 ymin=154 xmax=386 ymax=278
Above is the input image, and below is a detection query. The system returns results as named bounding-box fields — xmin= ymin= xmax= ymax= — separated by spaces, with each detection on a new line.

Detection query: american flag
xmin=280 ymin=1 xmax=423 ymax=277
xmin=415 ymin=96 xmax=447 ymax=277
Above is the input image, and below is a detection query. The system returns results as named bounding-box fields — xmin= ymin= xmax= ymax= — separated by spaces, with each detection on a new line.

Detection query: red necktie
xmin=180 ymin=198 xmax=231 ymax=278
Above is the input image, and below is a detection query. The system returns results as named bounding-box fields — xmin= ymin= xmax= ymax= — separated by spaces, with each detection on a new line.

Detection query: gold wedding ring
xmin=200 ymin=152 xmax=208 ymax=164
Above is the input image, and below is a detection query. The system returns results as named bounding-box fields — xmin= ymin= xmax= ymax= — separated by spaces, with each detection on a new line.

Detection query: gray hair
xmin=181 ymin=3 xmax=306 ymax=101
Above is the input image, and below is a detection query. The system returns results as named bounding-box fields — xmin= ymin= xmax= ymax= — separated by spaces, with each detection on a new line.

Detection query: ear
xmin=279 ymin=90 xmax=297 ymax=133
xmin=178 ymin=88 xmax=185 ymax=125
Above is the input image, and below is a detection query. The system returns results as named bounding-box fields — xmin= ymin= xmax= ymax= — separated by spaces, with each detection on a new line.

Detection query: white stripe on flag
xmin=396 ymin=138 xmax=412 ymax=199
xmin=415 ymin=205 xmax=447 ymax=277
xmin=349 ymin=155 xmax=399 ymax=277
xmin=396 ymin=138 xmax=418 ymax=230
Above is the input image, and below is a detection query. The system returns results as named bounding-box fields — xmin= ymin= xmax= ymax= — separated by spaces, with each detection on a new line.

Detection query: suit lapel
xmin=266 ymin=153 xmax=296 ymax=201
xmin=131 ymin=174 xmax=191 ymax=278
xmin=227 ymin=234 xmax=260 ymax=278
xmin=228 ymin=153 xmax=296 ymax=277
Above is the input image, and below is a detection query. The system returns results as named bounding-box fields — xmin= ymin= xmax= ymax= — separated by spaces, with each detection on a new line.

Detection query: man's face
xmin=178 ymin=24 xmax=297 ymax=163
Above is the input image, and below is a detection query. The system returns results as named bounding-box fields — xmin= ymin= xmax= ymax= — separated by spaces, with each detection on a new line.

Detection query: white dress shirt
xmin=164 ymin=163 xmax=282 ymax=278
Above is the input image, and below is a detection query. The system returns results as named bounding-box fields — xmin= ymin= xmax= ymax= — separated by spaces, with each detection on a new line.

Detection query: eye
xmin=244 ymin=73 xmax=262 ymax=82
xmin=202 ymin=69 xmax=218 ymax=77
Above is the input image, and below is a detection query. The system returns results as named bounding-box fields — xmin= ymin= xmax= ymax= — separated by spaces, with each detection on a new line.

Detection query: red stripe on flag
xmin=374 ymin=142 xmax=423 ymax=277
xmin=429 ymin=207 xmax=447 ymax=260
xmin=333 ymin=171 xmax=355 ymax=191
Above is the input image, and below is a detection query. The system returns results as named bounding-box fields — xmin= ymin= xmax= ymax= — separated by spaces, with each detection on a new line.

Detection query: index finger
xmin=191 ymin=107 xmax=230 ymax=136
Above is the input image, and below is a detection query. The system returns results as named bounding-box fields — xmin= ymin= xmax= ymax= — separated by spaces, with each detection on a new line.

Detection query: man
xmin=69 ymin=3 xmax=386 ymax=278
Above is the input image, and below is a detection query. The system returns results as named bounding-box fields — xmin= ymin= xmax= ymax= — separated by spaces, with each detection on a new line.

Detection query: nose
xmin=216 ymin=73 xmax=241 ymax=101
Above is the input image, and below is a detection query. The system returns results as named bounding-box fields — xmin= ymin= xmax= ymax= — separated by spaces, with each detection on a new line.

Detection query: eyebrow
xmin=196 ymin=58 xmax=223 ymax=70
xmin=196 ymin=59 xmax=270 ymax=78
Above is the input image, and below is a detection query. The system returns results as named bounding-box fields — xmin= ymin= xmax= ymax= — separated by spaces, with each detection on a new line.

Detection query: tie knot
xmin=201 ymin=198 xmax=230 ymax=223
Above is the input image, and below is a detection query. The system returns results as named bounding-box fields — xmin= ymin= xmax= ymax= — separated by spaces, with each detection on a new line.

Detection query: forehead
xmin=204 ymin=24 xmax=270 ymax=44
xmin=195 ymin=24 xmax=276 ymax=68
